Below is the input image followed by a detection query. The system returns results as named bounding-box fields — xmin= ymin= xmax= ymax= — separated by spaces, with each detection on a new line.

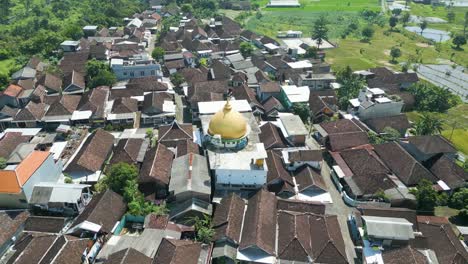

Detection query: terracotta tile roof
xmin=139 ymin=143 xmax=174 ymax=185
xmin=0 ymin=132 xmax=31 ymax=158
xmin=429 ymin=155 xmax=467 ymax=189
xmin=239 ymin=189 xmax=277 ymax=255
xmin=17 ymin=79 xmax=35 ymax=90
xmin=187 ymin=80 xmax=228 ymax=106
xmin=408 ymin=135 xmax=457 ymax=155
xmin=153 ymin=238 xmax=202 ymax=264
xmin=65 ymin=129 xmax=114 ymax=173
xmin=52 ymin=237 xmax=90 ymax=264
xmin=0 ymin=211 xmax=29 ymax=247
xmin=41 ymin=73 xmax=63 ymax=93
xmin=45 ymin=95 xmax=81 ymax=117
xmin=0 ymin=105 xmax=20 ymax=118
xmin=105 ymin=248 xmax=153 ymax=264
xmin=262 ymin=96 xmax=283 ymax=114
xmin=259 ymin=81 xmax=281 ymax=93
xmin=143 ymin=92 xmax=173 ymax=114
xmin=294 ymin=165 xmax=327 ymax=192
xmin=3 ymin=84 xmax=24 ymax=97
xmin=0 ymin=151 xmax=50 ymax=193
xmin=173 ymin=139 xmax=199 ymax=157
xmin=71 ymin=189 xmax=127 ymax=233
xmin=259 ymin=122 xmax=288 ymax=150
xmin=126 ymin=76 xmax=168 ymax=92
xmin=374 ymin=142 xmax=437 ymax=186
xmin=12 ymin=234 xmax=58 ymax=264
xmin=63 ymin=70 xmax=85 ymax=90
xmin=288 ymin=150 xmax=323 ymax=162
xmin=213 ymin=193 xmax=245 ymax=243
xmin=77 ymin=86 xmax=110 ymax=119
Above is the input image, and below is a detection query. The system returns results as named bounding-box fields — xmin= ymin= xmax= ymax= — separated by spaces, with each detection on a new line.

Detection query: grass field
xmin=407 ymin=104 xmax=468 ymax=155
xmin=262 ymin=0 xmax=380 ymax=12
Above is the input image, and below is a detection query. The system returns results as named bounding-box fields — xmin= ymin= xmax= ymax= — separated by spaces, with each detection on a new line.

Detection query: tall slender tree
xmin=312 ymin=16 xmax=329 ymax=50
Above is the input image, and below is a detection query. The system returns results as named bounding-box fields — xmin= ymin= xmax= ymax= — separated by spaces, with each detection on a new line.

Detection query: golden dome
xmin=208 ymin=100 xmax=248 ymax=140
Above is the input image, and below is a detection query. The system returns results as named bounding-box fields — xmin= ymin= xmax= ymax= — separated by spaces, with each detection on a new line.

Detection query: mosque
xmin=198 ymin=99 xmax=268 ymax=192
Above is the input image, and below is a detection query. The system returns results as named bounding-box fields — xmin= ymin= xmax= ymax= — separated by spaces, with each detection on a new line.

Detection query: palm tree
xmin=414 ymin=113 xmax=444 ymax=135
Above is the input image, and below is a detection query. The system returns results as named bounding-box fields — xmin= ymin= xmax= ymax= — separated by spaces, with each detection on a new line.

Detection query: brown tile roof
xmin=364 ymin=114 xmax=410 ymax=135
xmin=328 ymin=131 xmax=369 ymax=151
xmin=429 ymin=155 xmax=467 ymax=189
xmin=139 ymin=143 xmax=174 ymax=185
xmin=358 ymin=206 xmax=418 ymax=231
xmin=382 ymin=245 xmax=427 ymax=264
xmin=24 ymin=216 xmax=65 ymax=233
xmin=41 ymin=73 xmax=63 ymax=93
xmin=14 ymin=101 xmax=49 ymax=121
xmin=0 ymin=132 xmax=31 ymax=158
xmin=52 ymin=236 xmax=90 ymax=264
xmin=111 ymin=97 xmax=138 ymax=114
xmin=126 ymin=76 xmax=168 ymax=92
xmin=320 ymin=119 xmax=363 ymax=135
xmin=12 ymin=234 xmax=58 ymax=264
xmin=288 ymin=150 xmax=323 ymax=162
xmin=277 ymin=212 xmax=347 ymax=263
xmin=0 ymin=211 xmax=29 ymax=247
xmin=418 ymin=221 xmax=468 ymax=264
xmin=143 ymin=92 xmax=173 ymax=114
xmin=158 ymin=121 xmax=193 ymax=144
xmin=63 ymin=70 xmax=85 ymax=90
xmin=263 ymin=96 xmax=284 ymax=114
xmin=17 ymin=79 xmax=35 ymax=90
xmin=109 ymin=138 xmax=146 ymax=166
xmin=266 ymin=150 xmax=295 ymax=194
xmin=144 ymin=214 xmax=169 ymax=230
xmin=276 ymin=198 xmax=326 ymax=215
xmin=259 ymin=122 xmax=288 ymax=150
xmin=239 ymin=189 xmax=277 ymax=255
xmin=77 ymin=86 xmax=110 ymax=119
xmin=187 ymin=80 xmax=228 ymax=106
xmin=231 ymin=84 xmax=262 ymax=109
xmin=105 ymin=248 xmax=153 ymax=264
xmin=259 ymin=81 xmax=281 ymax=93
xmin=294 ymin=165 xmax=327 ymax=192
xmin=408 ymin=135 xmax=457 ymax=155
xmin=374 ymin=142 xmax=437 ymax=186
xmin=3 ymin=84 xmax=24 ymax=97
xmin=173 ymin=139 xmax=199 ymax=157
xmin=153 ymin=238 xmax=202 ymax=264
xmin=45 ymin=95 xmax=81 ymax=117
xmin=65 ymin=129 xmax=114 ymax=173
xmin=71 ymin=189 xmax=127 ymax=233
xmin=340 ymin=148 xmax=395 ymax=196
xmin=0 ymin=105 xmax=19 ymax=118
xmin=213 ymin=193 xmax=245 ymax=243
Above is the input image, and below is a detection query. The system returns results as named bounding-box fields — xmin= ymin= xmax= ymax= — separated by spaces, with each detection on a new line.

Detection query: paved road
xmin=322 ymin=162 xmax=358 ymax=263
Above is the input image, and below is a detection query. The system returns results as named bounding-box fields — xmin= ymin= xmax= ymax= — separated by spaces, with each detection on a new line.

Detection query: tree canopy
xmin=86 ymin=59 xmax=117 ymax=88
xmin=292 ymin=102 xmax=310 ymax=123
xmin=410 ymin=179 xmax=439 ymax=212
xmin=336 ymin=66 xmax=365 ymax=109
xmin=409 ymin=82 xmax=461 ymax=113
xmin=239 ymin=42 xmax=254 ymax=57
xmin=413 ymin=112 xmax=444 ymax=136
xmin=312 ymin=16 xmax=329 ymax=49
xmin=152 ymin=47 xmax=166 ymax=61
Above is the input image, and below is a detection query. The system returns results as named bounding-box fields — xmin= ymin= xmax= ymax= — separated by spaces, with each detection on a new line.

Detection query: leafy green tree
xmin=170 ymin=73 xmax=185 ymax=87
xmin=0 ymin=73 xmax=9 ymax=89
xmin=105 ymin=162 xmax=139 ymax=195
xmin=152 ymin=47 xmax=165 ymax=61
xmin=449 ymin=188 xmax=468 ymax=209
xmin=0 ymin=0 xmax=11 ymax=23
xmin=447 ymin=11 xmax=455 ymax=23
xmin=361 ymin=26 xmax=374 ymax=42
xmin=256 ymin=11 xmax=262 ymax=19
xmin=414 ymin=113 xmax=444 ymax=136
xmin=0 ymin=157 xmax=6 ymax=169
xmin=419 ymin=20 xmax=427 ymax=35
xmin=392 ymin=8 xmax=402 ymax=16
xmin=305 ymin=46 xmax=318 ymax=58
xmin=62 ymin=24 xmax=84 ymax=40
xmin=64 ymin=177 xmax=73 ymax=184
xmin=410 ymin=179 xmax=438 ymax=212
xmin=390 ymin=46 xmax=402 ymax=62
xmin=189 ymin=215 xmax=215 ymax=244
xmin=389 ymin=16 xmax=398 ymax=30
xmin=312 ymin=16 xmax=329 ymax=50
xmin=409 ymin=83 xmax=460 ymax=113
xmin=181 ymin=4 xmax=193 ymax=13
xmin=292 ymin=102 xmax=310 ymax=123
xmin=458 ymin=207 xmax=468 ymax=221
xmin=381 ymin=127 xmax=402 ymax=141
xmin=86 ymin=59 xmax=116 ymax=88
xmin=368 ymin=132 xmax=385 ymax=144
xmin=464 ymin=11 xmax=468 ymax=35
xmin=125 ymin=178 xmax=168 ymax=216
xmin=401 ymin=12 xmax=411 ymax=26
xmin=452 ymin=35 xmax=467 ymax=49
xmin=336 ymin=66 xmax=365 ymax=108
xmin=239 ymin=42 xmax=254 ymax=57
xmin=199 ymin=58 xmax=208 ymax=67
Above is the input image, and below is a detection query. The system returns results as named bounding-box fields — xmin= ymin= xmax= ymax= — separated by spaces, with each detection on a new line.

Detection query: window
xmin=19 ymin=199 xmax=27 ymax=203
xmin=140 ymin=71 xmax=145 ymax=76
xmin=130 ymin=72 xmax=134 ymax=77
xmin=151 ymin=70 xmax=155 ymax=75
xmin=123 ymin=72 xmax=127 ymax=76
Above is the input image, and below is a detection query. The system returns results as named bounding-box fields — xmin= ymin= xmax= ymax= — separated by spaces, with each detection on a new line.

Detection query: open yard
xmin=262 ymin=0 xmax=380 ymax=12
xmin=407 ymin=104 xmax=468 ymax=155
